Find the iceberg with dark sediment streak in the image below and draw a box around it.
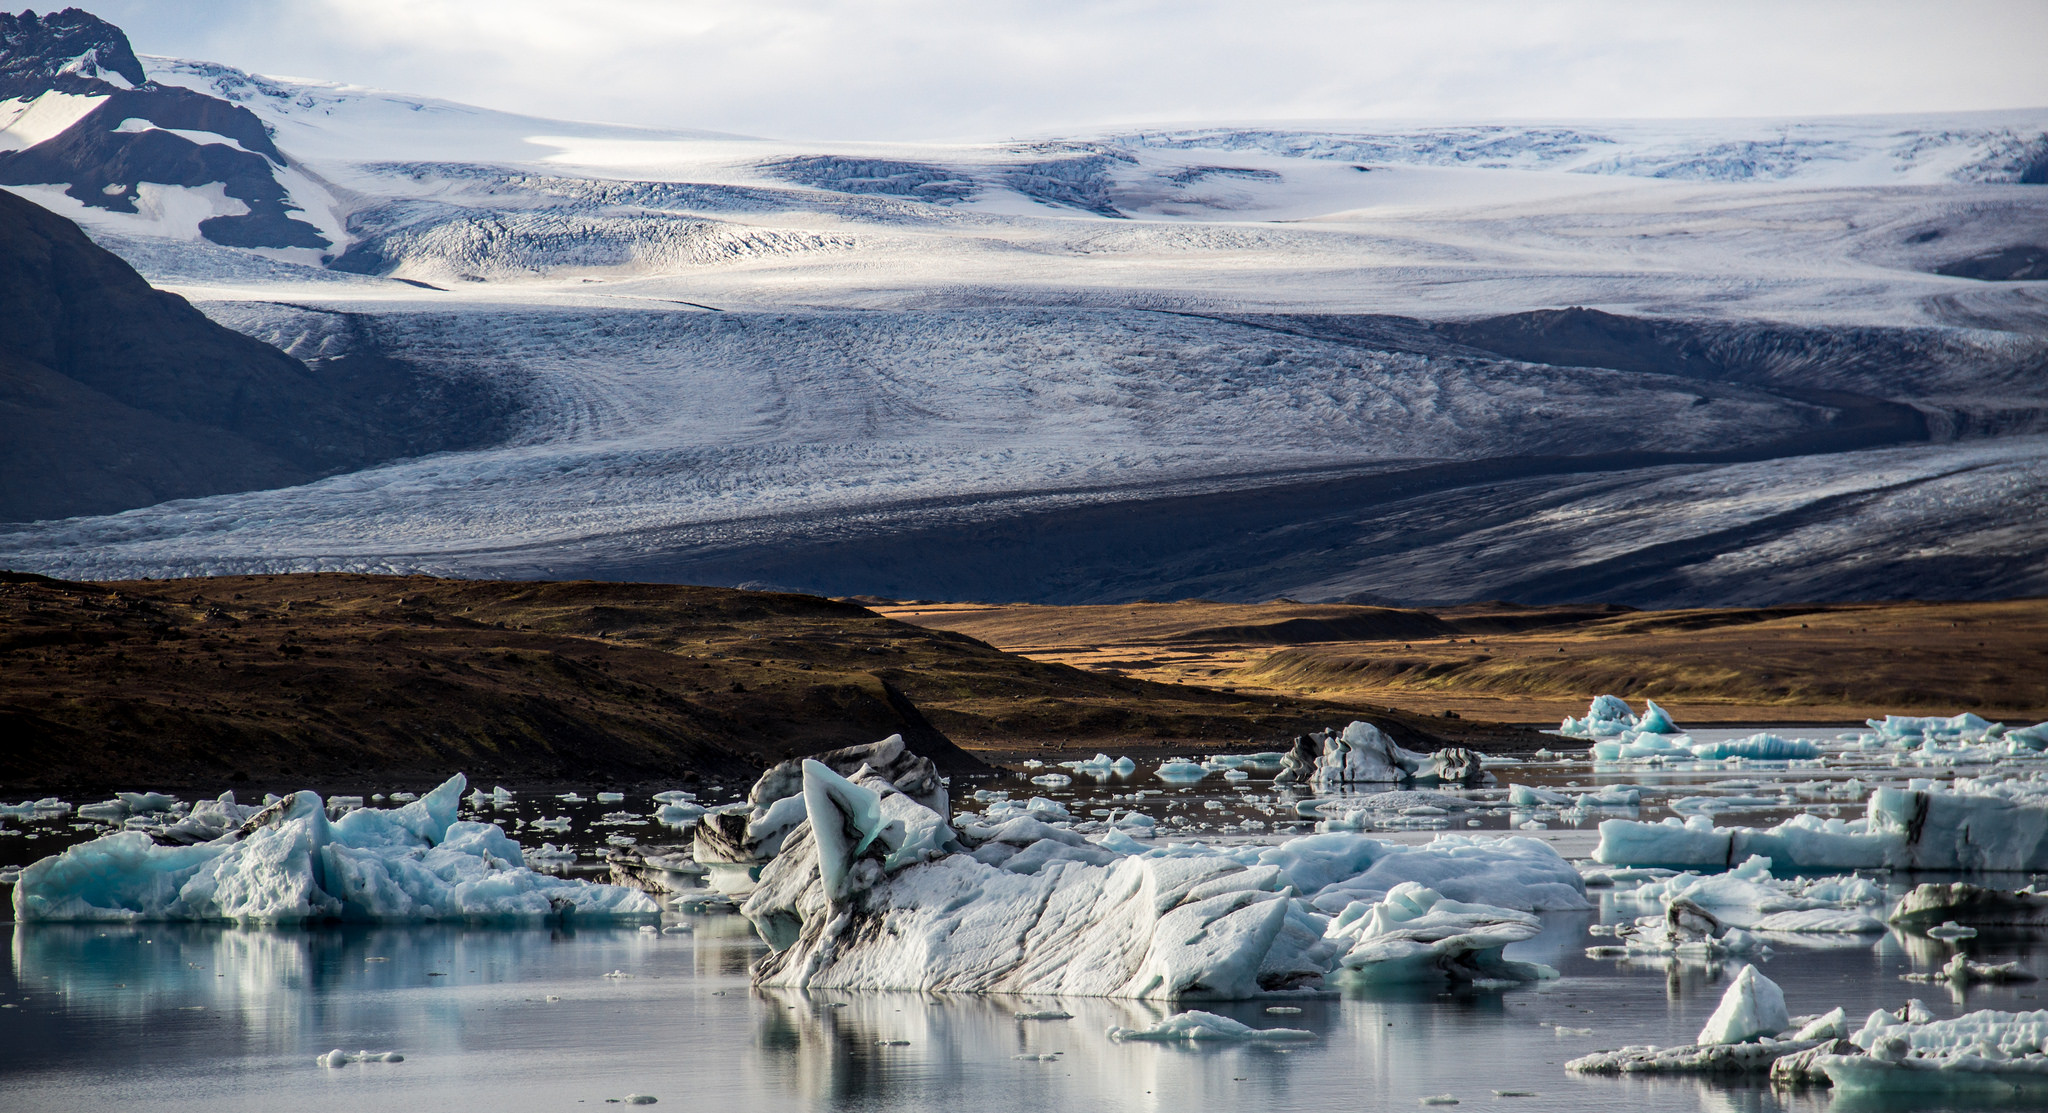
[745,758,1583,999]
[11,774,656,923]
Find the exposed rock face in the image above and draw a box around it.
[0,8,145,97]
[0,188,512,521]
[0,8,328,249]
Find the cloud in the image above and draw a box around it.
[67,0,2048,140]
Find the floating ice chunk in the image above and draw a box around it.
[1699,966,1790,1044]
[596,792,625,802]
[1030,774,1072,787]
[0,798,71,820]
[1635,700,1679,734]
[1508,784,1570,807]
[1595,778,2048,871]
[1326,882,1550,983]
[1106,1010,1316,1042]
[1689,733,1822,761]
[1901,953,2037,985]
[12,774,656,923]
[1269,832,1592,913]
[77,792,179,822]
[1560,695,1639,739]
[655,802,707,828]
[557,793,586,803]
[1866,712,2006,746]
[1889,882,2048,928]
[1610,855,1885,935]
[1155,759,1209,783]
[1819,1002,2048,1093]
[317,1049,403,1066]
[2009,722,2048,751]
[1795,1008,1848,1041]
[1925,920,1979,940]
[1569,1038,1830,1075]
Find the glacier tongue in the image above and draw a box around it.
[11,773,657,923]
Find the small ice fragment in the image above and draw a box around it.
[1925,920,1978,940]
[623,1096,657,1105]
[638,925,657,933]
[1014,1052,1062,1060]
[602,969,631,979]
[597,792,626,802]
[1265,1006,1303,1014]
[1492,1091,1538,1097]
[1107,1010,1315,1042]
[1419,1096,1459,1106]
[876,1039,910,1045]
[1554,1026,1592,1036]
[318,1049,403,1067]
[545,995,561,1002]
[1014,1010,1073,1020]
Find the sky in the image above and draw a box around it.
[69,0,2048,141]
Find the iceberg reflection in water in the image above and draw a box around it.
[4,913,2045,1112]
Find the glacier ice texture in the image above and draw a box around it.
[743,754,1584,1000]
[1594,776,2048,872]
[12,774,657,923]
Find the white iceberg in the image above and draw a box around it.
[1106,1010,1316,1042]
[12,775,657,923]
[1818,1002,2048,1094]
[743,757,1586,1000]
[1698,965,1791,1044]
[1326,882,1551,983]
[1594,777,2048,871]
[1610,855,1886,935]
[1310,722,1488,788]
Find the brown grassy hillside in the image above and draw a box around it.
[874,597,2048,725]
[0,573,1541,793]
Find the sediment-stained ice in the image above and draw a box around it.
[1889,882,2048,928]
[745,755,1584,999]
[11,775,657,923]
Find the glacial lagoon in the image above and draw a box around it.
[4,718,2047,1111]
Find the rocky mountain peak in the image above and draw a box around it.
[0,8,147,98]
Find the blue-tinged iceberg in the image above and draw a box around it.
[1594,776,2048,871]
[12,774,657,923]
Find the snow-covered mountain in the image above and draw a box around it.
[1,9,2044,606]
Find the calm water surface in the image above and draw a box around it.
[4,727,2045,1111]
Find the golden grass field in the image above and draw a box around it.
[873,597,2048,726]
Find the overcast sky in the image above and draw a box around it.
[75,0,2048,141]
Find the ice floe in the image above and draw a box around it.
[11,775,657,923]
[1106,1010,1316,1042]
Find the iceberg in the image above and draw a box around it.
[743,751,1585,1000]
[693,733,945,894]
[1888,882,2048,929]
[11,775,657,923]
[1866,712,2006,746]
[1610,855,1886,935]
[1154,758,1210,783]
[1688,733,1822,761]
[1325,882,1551,983]
[1308,722,1489,788]
[1594,777,2048,871]
[1817,1003,2048,1094]
[1698,965,1790,1044]
[1561,694,1641,739]
[1106,1010,1316,1042]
